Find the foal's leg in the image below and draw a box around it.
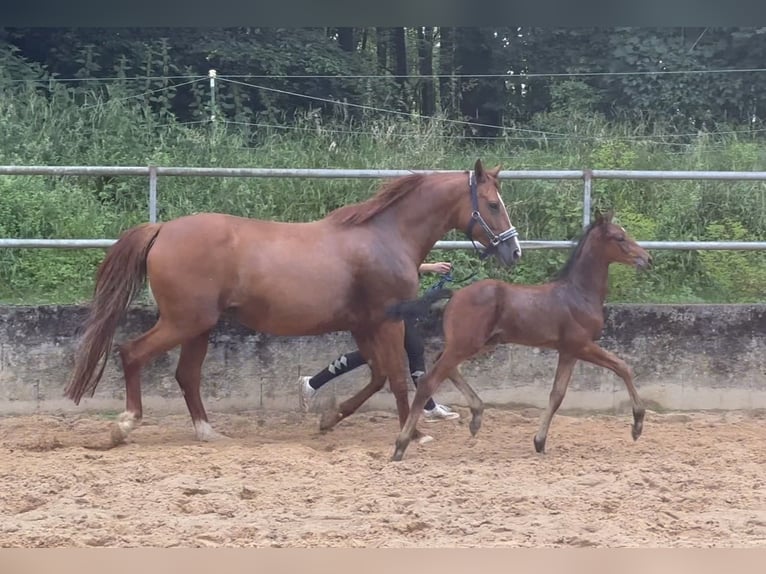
[576,342,645,441]
[391,350,463,461]
[174,329,227,442]
[446,367,484,436]
[533,352,577,454]
[111,318,193,446]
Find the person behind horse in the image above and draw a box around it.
[299,261,460,422]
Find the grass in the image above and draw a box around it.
[2,80,766,305]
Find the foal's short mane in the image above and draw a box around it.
[325,172,437,226]
[551,218,602,281]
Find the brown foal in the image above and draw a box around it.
[386,210,653,461]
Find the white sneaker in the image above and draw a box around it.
[299,376,318,412]
[423,403,460,423]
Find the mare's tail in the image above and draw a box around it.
[63,223,163,404]
[384,288,454,322]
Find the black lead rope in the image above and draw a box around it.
[425,268,480,294]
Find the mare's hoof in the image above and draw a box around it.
[319,411,342,432]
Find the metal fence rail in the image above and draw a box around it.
[2,165,766,251]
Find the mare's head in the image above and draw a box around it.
[460,159,522,267]
[590,210,652,270]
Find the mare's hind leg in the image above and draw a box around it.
[533,352,577,454]
[576,342,645,442]
[446,367,484,437]
[318,333,380,431]
[112,318,204,446]
[175,330,227,442]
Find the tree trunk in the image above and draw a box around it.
[454,27,502,136]
[392,27,409,111]
[337,28,355,52]
[438,27,455,116]
[417,27,435,116]
[376,27,388,71]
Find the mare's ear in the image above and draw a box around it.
[474,158,485,180]
[488,164,501,179]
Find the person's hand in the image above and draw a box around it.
[420,261,452,275]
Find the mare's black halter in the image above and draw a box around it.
[464,170,519,260]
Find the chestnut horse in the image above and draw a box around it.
[385,210,652,461]
[63,159,522,447]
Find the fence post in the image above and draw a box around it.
[209,69,217,122]
[148,165,158,223]
[582,169,593,228]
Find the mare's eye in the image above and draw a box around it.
[488,202,500,212]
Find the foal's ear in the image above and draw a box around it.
[594,209,604,224]
[593,209,614,225]
[474,158,485,180]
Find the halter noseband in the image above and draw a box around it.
[464,170,519,260]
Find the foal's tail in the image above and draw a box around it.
[384,288,454,322]
[63,223,163,405]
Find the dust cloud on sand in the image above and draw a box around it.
[2,407,766,547]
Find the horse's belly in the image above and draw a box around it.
[233,295,351,336]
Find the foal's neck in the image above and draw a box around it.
[565,247,611,306]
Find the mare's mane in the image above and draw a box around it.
[325,172,459,227]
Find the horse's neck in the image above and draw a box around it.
[565,249,610,307]
[386,185,461,264]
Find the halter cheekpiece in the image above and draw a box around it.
[465,170,518,260]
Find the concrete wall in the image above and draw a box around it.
[0,303,765,416]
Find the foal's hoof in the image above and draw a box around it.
[468,413,483,437]
[632,408,645,441]
[533,435,546,454]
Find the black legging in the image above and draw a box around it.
[306,315,436,411]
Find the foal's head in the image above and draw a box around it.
[460,159,522,267]
[591,210,652,270]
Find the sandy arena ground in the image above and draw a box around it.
[1,405,766,548]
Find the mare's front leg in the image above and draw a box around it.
[319,323,409,432]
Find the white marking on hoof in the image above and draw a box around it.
[110,411,138,446]
[193,420,228,442]
[418,434,434,445]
